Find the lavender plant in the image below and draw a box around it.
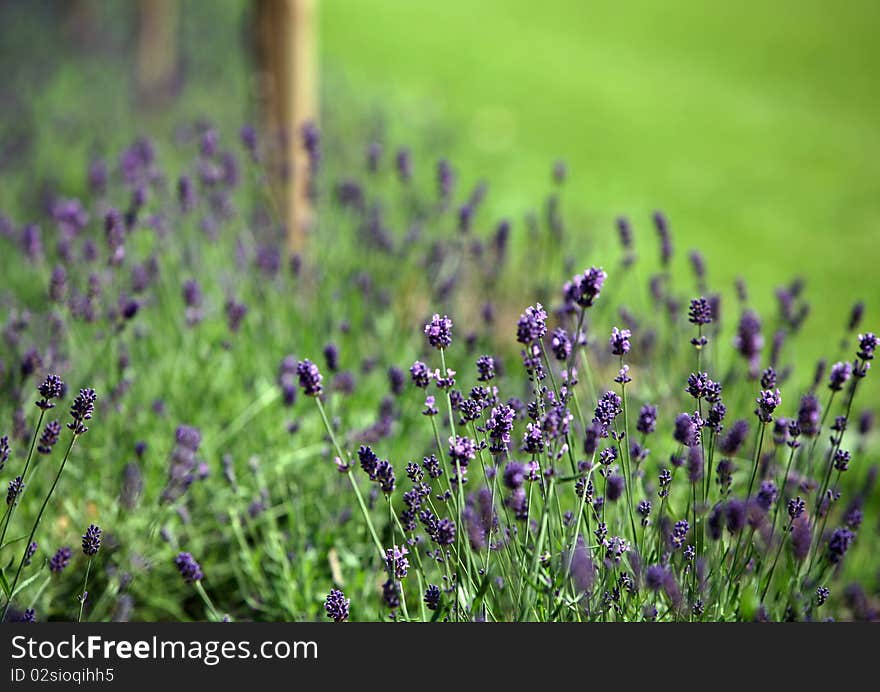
[0,116,876,623]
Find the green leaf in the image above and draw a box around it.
[11,570,43,599]
[0,535,28,553]
[0,569,10,599]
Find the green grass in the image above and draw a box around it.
[321,0,880,363]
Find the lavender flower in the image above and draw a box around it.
[834,449,851,472]
[564,267,607,309]
[382,579,400,609]
[424,314,453,349]
[828,361,852,392]
[395,148,412,183]
[324,589,350,622]
[486,404,515,454]
[671,520,690,549]
[358,446,379,478]
[0,436,8,472]
[725,499,747,533]
[568,536,595,594]
[37,374,64,410]
[23,541,37,566]
[787,497,805,520]
[417,584,439,612]
[719,420,749,455]
[410,361,430,388]
[550,328,572,361]
[434,518,457,546]
[653,211,672,266]
[687,446,704,482]
[645,564,669,591]
[609,327,631,356]
[674,412,701,447]
[448,435,477,469]
[34,420,61,456]
[756,481,777,511]
[49,266,67,303]
[49,547,73,574]
[422,455,442,479]
[6,476,24,506]
[323,343,340,373]
[857,332,877,361]
[476,355,496,381]
[688,297,713,326]
[858,410,874,435]
[68,388,97,435]
[516,304,548,344]
[375,460,396,494]
[816,587,830,606]
[790,516,811,560]
[522,422,545,455]
[384,546,409,579]
[636,404,657,435]
[21,224,43,262]
[797,394,821,437]
[422,395,439,416]
[734,310,764,373]
[296,359,323,396]
[607,475,625,501]
[224,299,247,333]
[16,608,36,623]
[826,527,855,564]
[685,372,716,400]
[754,389,781,423]
[593,391,623,436]
[174,552,204,583]
[81,524,102,556]
[616,216,633,251]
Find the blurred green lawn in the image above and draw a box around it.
[322,0,880,354]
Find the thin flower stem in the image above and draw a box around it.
[314,398,384,560]
[0,409,46,553]
[812,378,858,522]
[2,432,78,622]
[760,520,792,602]
[428,416,457,502]
[618,360,639,555]
[565,451,597,583]
[385,499,411,622]
[729,422,765,580]
[78,558,92,622]
[805,390,836,478]
[438,348,457,439]
[771,444,798,536]
[193,581,222,621]
[439,348,479,609]
[519,478,554,621]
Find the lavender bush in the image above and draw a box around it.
[0,117,876,622]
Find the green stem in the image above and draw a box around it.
[729,422,765,579]
[2,432,78,622]
[78,558,92,622]
[0,409,46,553]
[193,581,222,621]
[314,397,384,560]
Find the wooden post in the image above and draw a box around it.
[255,0,317,254]
[136,0,179,107]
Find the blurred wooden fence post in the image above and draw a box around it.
[136,0,179,107]
[256,0,317,254]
